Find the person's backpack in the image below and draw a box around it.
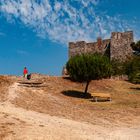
[27,74,31,80]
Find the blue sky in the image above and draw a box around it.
[0,0,140,76]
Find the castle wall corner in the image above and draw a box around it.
[110,31,133,61]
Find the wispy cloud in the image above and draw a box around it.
[0,0,139,45]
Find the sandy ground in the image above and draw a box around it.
[0,75,140,140]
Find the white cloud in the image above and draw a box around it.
[0,1,18,16]
[0,0,139,45]
[54,2,61,12]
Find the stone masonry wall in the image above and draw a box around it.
[110,31,133,61]
[69,31,134,62]
[69,41,86,58]
[69,39,110,58]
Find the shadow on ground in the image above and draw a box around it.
[62,90,92,99]
[18,82,43,85]
[17,82,46,88]
[18,85,46,88]
[130,87,140,90]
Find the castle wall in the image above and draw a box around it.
[86,39,111,54]
[68,31,133,62]
[69,41,86,58]
[110,31,133,61]
[69,39,111,58]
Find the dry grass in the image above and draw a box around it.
[0,75,140,139]
[12,75,140,127]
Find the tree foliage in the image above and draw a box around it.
[131,41,140,55]
[111,59,125,76]
[125,56,140,84]
[66,53,112,94]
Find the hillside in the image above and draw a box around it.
[0,74,140,140]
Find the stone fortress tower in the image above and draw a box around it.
[69,31,134,61]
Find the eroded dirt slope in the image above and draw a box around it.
[0,74,140,140]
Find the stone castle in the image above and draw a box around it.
[69,31,134,61]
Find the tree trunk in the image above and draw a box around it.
[84,81,90,95]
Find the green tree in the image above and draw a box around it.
[125,56,140,84]
[66,53,112,95]
[131,41,140,55]
[111,59,125,76]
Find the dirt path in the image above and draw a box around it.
[0,82,104,139]
[7,82,19,103]
[0,82,140,140]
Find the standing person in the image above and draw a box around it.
[23,67,28,79]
